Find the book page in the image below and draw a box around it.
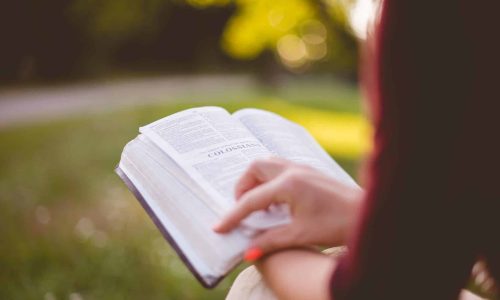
[139,107,291,229]
[233,108,358,186]
[134,134,215,213]
[119,137,250,280]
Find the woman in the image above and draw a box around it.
[214,0,500,299]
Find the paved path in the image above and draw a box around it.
[0,74,256,128]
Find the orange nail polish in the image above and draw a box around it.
[244,247,263,262]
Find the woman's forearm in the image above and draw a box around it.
[256,249,337,300]
[255,250,485,300]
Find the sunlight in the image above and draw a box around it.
[349,0,380,40]
[264,101,372,159]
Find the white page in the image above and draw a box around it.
[136,134,213,207]
[140,107,290,228]
[233,108,358,187]
[120,138,250,277]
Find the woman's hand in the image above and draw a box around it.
[213,158,363,256]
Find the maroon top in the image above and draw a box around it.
[331,1,500,299]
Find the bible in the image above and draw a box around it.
[115,107,357,288]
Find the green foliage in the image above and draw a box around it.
[69,0,166,42]
[68,0,358,74]
[222,0,315,59]
[185,0,232,8]
[187,0,359,73]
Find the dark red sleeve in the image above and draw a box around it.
[330,1,500,299]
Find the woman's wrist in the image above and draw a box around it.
[327,186,363,246]
[255,249,337,300]
[341,189,363,243]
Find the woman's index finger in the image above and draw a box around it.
[234,158,289,199]
[215,179,284,233]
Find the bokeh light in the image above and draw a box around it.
[277,34,308,68]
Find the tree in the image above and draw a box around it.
[186,0,359,77]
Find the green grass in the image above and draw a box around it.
[0,80,365,299]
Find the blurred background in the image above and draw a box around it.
[0,0,377,299]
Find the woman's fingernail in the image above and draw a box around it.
[212,223,221,231]
[244,247,263,262]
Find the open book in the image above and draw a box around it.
[115,107,357,288]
